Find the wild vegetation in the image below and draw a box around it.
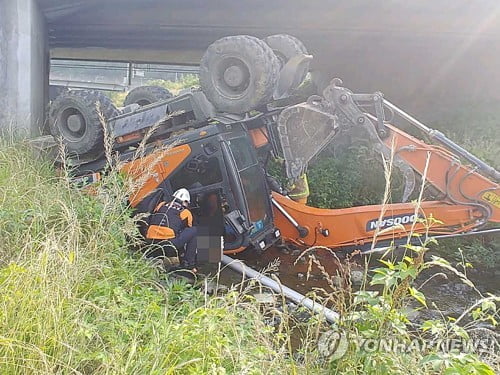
[0,140,315,373]
[1,123,497,373]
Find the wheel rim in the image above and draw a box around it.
[58,107,88,142]
[213,56,251,99]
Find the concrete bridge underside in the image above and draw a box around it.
[1,0,500,133]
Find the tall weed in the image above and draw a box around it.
[0,139,317,374]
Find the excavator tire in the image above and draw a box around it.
[49,85,67,102]
[49,89,119,156]
[264,34,309,89]
[200,35,280,114]
[123,85,173,106]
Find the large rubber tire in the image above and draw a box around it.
[123,85,173,106]
[264,34,309,90]
[200,35,280,114]
[49,85,67,102]
[49,90,119,156]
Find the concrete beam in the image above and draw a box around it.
[0,0,48,135]
[51,48,202,65]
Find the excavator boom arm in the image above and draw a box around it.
[382,123,499,223]
[272,80,499,250]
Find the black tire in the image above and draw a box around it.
[200,35,280,114]
[264,34,310,89]
[49,85,68,102]
[123,86,173,106]
[49,90,119,156]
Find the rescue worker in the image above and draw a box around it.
[288,173,310,204]
[146,188,198,273]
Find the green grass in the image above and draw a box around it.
[428,101,500,170]
[306,143,406,209]
[0,141,318,374]
[0,138,497,374]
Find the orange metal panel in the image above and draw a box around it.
[272,192,482,249]
[249,127,269,148]
[121,144,191,207]
[383,124,500,222]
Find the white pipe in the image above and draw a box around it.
[272,197,299,227]
[222,255,339,323]
[383,99,432,133]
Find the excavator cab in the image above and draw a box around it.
[80,121,281,256]
[163,125,278,252]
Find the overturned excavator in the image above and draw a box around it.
[48,34,500,258]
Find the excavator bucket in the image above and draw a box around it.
[277,79,416,201]
[276,96,338,180]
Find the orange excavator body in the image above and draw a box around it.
[273,194,485,249]
[272,118,499,250]
[384,124,499,222]
[62,35,498,257]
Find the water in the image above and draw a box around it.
[214,246,499,322]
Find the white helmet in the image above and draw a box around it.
[173,188,190,204]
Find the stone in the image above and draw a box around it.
[298,257,307,264]
[203,280,228,295]
[332,275,343,288]
[280,247,291,255]
[263,315,281,327]
[253,293,276,304]
[350,270,365,285]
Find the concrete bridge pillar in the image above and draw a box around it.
[0,0,48,135]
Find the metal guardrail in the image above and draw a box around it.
[49,79,128,92]
[50,60,199,91]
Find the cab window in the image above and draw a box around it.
[228,137,256,171]
[170,156,223,190]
